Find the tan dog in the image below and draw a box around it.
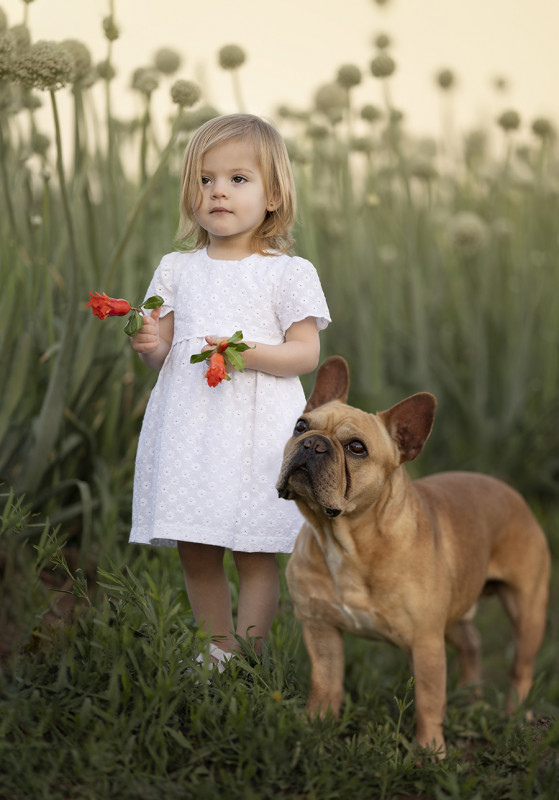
[277,356,550,756]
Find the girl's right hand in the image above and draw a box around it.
[130,306,162,353]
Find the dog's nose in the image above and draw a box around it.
[303,434,331,454]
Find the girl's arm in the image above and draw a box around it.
[206,317,320,378]
[130,307,175,370]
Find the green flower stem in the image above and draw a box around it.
[0,121,21,244]
[18,90,80,494]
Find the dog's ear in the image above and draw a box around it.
[378,393,437,463]
[304,356,350,412]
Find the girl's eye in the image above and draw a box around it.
[201,176,211,185]
[232,175,247,184]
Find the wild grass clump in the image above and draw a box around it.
[1,2,559,796]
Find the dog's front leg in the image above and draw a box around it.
[409,636,448,757]
[302,622,345,718]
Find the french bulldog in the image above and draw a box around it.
[277,356,550,756]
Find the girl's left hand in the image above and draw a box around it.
[202,335,230,352]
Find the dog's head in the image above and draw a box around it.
[276,356,437,519]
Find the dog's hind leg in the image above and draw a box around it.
[496,576,549,713]
[445,616,482,690]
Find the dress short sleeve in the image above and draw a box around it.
[143,253,178,318]
[276,257,331,333]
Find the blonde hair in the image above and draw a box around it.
[176,114,296,255]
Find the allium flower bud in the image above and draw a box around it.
[0,30,15,80]
[464,129,487,165]
[532,117,555,140]
[436,68,455,90]
[374,33,391,50]
[350,136,374,154]
[361,104,382,123]
[96,59,116,81]
[218,44,246,70]
[306,122,329,140]
[370,52,396,79]
[61,39,92,84]
[102,16,119,42]
[21,89,41,110]
[131,66,159,96]
[14,40,73,91]
[493,75,509,93]
[373,0,391,5]
[170,79,201,108]
[315,82,346,115]
[154,47,181,75]
[497,109,521,132]
[176,104,219,132]
[449,212,489,259]
[336,63,362,89]
[284,138,308,164]
[411,159,438,181]
[31,130,50,156]
[11,24,31,54]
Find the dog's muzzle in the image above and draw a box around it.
[277,434,342,517]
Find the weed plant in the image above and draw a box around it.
[1,1,558,797]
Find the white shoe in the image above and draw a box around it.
[195,643,233,674]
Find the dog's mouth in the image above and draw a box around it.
[277,464,342,518]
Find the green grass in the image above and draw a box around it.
[1,513,558,799]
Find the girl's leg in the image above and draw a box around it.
[177,541,236,651]
[233,551,280,653]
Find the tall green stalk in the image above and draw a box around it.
[17,90,80,494]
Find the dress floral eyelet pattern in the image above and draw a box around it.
[129,248,331,553]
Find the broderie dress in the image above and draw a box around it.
[129,248,331,552]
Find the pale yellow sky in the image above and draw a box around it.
[3,0,558,140]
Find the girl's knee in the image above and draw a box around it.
[178,542,225,575]
[233,550,278,576]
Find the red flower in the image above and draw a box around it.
[87,292,132,320]
[205,352,228,387]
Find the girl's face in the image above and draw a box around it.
[194,137,273,258]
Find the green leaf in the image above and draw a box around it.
[142,295,164,309]
[190,351,211,364]
[227,330,244,343]
[231,342,253,353]
[225,348,247,372]
[123,310,143,337]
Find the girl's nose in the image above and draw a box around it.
[211,180,228,199]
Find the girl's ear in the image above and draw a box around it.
[267,193,282,212]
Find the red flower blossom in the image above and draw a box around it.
[87,291,132,320]
[205,352,228,387]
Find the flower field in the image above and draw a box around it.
[1,1,558,797]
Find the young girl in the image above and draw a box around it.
[129,114,330,667]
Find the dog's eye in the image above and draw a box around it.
[346,440,367,456]
[294,418,308,435]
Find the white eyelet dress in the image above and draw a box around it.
[129,248,331,553]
